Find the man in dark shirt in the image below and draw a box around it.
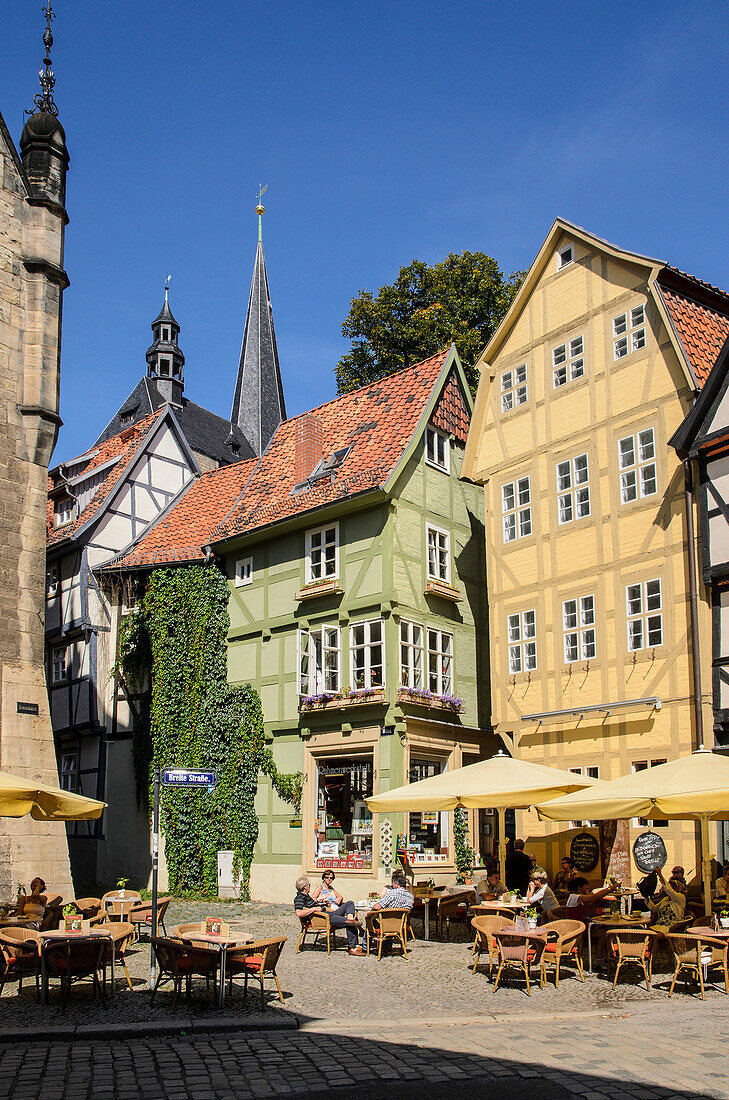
[294,876,364,955]
[505,838,533,894]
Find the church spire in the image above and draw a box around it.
[230,195,286,456]
[146,279,185,407]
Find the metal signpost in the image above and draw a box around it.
[149,766,217,988]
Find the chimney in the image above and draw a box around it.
[295,414,324,483]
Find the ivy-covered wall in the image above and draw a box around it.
[116,563,299,898]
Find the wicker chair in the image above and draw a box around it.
[109,922,136,992]
[540,919,585,987]
[101,890,141,922]
[470,914,514,975]
[437,890,475,939]
[171,921,207,943]
[691,914,713,928]
[129,897,170,941]
[70,898,102,920]
[544,906,570,922]
[607,928,658,990]
[42,936,111,1012]
[365,908,410,960]
[697,935,729,996]
[295,910,339,954]
[665,933,708,999]
[150,937,197,1010]
[226,937,287,1009]
[0,928,41,998]
[492,930,545,996]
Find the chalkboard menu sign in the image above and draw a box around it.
[570,831,600,873]
[632,831,667,874]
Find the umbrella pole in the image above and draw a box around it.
[497,807,507,880]
[700,813,713,916]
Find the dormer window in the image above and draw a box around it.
[557,243,574,270]
[425,425,450,472]
[54,497,75,528]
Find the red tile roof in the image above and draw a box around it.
[107,459,257,569]
[209,348,452,543]
[658,267,729,387]
[47,410,165,546]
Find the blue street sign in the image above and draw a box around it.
[162,768,216,788]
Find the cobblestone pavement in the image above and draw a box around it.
[1,902,728,1098]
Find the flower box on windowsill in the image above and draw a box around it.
[424,579,462,602]
[300,690,386,712]
[397,688,464,714]
[296,578,343,601]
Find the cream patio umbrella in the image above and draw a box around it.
[538,747,729,912]
[0,770,105,821]
[366,750,600,877]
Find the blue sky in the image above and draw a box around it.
[3,1,729,462]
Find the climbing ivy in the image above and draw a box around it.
[115,563,302,899]
[454,807,476,882]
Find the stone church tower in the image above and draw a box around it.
[0,5,72,892]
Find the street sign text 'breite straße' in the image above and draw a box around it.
[162,769,216,788]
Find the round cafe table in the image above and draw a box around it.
[179,931,254,1009]
[587,914,649,972]
[39,925,128,1004]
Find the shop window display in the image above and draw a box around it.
[407,756,450,864]
[315,755,373,870]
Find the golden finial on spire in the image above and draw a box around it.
[256,184,268,242]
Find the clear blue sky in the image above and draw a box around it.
[3,1,728,462]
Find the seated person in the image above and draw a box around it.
[476,870,506,901]
[525,871,558,917]
[647,869,687,932]
[527,853,547,876]
[293,875,364,956]
[553,857,579,902]
[565,877,613,922]
[369,869,414,912]
[311,871,343,909]
[714,864,729,899]
[12,877,47,922]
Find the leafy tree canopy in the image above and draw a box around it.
[335,251,524,396]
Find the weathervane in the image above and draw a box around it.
[31,1,58,116]
[164,274,172,303]
[256,184,268,242]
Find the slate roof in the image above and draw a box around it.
[104,459,258,570]
[94,377,254,465]
[656,267,729,388]
[47,410,165,547]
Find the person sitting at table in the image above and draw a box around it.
[311,870,344,909]
[554,857,580,903]
[476,870,506,901]
[505,839,532,895]
[714,864,729,899]
[12,877,47,922]
[647,869,686,933]
[293,875,364,956]
[361,870,414,951]
[525,871,558,918]
[565,877,613,922]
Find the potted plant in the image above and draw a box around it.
[525,905,539,930]
[116,876,129,899]
[720,908,729,929]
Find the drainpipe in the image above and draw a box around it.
[683,458,705,749]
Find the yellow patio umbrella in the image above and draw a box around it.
[366,750,600,877]
[0,770,105,821]
[538,747,729,912]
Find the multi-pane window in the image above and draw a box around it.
[60,753,79,793]
[299,625,340,694]
[557,453,590,523]
[426,525,450,583]
[427,629,453,695]
[501,365,528,413]
[306,523,338,582]
[350,619,384,690]
[46,564,58,598]
[557,244,574,270]
[613,305,646,359]
[569,765,600,826]
[632,760,668,826]
[51,646,67,685]
[235,557,253,587]
[553,336,585,388]
[502,477,532,542]
[54,497,75,528]
[400,619,424,690]
[425,425,450,472]
[626,579,663,651]
[618,428,657,503]
[507,610,537,674]
[563,595,596,663]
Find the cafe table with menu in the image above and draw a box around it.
[586,913,650,972]
[179,919,254,1009]
[38,925,126,1004]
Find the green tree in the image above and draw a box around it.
[335,252,524,396]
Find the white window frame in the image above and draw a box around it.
[569,765,600,826]
[626,579,663,652]
[426,524,451,583]
[235,556,253,587]
[557,243,574,270]
[350,619,385,690]
[46,564,58,598]
[562,595,596,663]
[613,304,646,360]
[553,335,585,388]
[507,610,537,674]
[502,476,532,543]
[400,619,424,690]
[425,425,450,473]
[60,753,79,794]
[54,497,75,528]
[51,645,67,685]
[305,522,339,583]
[500,364,528,413]
[427,628,454,696]
[298,624,341,695]
[556,453,590,524]
[631,760,668,826]
[618,427,657,504]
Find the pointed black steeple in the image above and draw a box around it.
[20,2,69,210]
[146,282,185,407]
[230,198,286,456]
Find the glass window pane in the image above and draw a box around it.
[508,614,521,642]
[627,584,642,616]
[516,365,527,384]
[628,619,643,651]
[621,470,637,502]
[631,305,645,327]
[632,329,646,351]
[574,454,589,483]
[619,437,635,468]
[554,366,567,387]
[638,429,655,461]
[524,642,537,670]
[502,483,515,512]
[613,314,627,335]
[553,345,566,365]
[523,610,536,638]
[576,487,590,516]
[519,509,532,536]
[509,646,522,674]
[581,595,595,625]
[559,495,573,523]
[647,615,663,647]
[564,633,578,662]
[563,600,577,629]
[517,478,531,505]
[571,357,584,379]
[640,464,657,496]
[557,461,571,491]
[570,337,583,357]
[645,580,661,610]
[582,629,596,659]
[503,514,516,542]
[615,337,628,358]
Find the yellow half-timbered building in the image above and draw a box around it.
[462,219,729,878]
